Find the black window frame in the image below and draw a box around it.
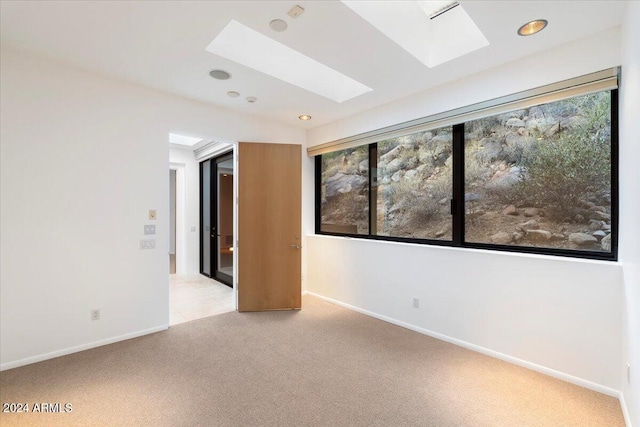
[315,89,619,261]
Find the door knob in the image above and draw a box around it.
[290,244,301,249]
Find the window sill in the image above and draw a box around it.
[309,233,622,267]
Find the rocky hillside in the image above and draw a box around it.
[321,92,612,252]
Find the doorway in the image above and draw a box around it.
[200,152,234,287]
[169,169,177,274]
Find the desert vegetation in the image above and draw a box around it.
[320,91,613,253]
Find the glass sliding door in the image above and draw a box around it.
[200,152,234,287]
[200,160,212,276]
[215,156,234,284]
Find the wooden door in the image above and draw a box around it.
[238,142,301,311]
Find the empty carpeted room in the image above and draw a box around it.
[1,1,639,426]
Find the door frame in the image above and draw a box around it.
[199,150,235,287]
[169,162,186,274]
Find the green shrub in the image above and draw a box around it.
[517,92,611,219]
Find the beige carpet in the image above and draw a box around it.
[0,295,624,427]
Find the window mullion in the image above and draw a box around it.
[452,123,465,246]
[369,143,378,236]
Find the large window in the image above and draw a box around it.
[374,128,453,240]
[319,145,369,235]
[315,87,617,260]
[464,92,613,253]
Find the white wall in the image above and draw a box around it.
[169,169,176,254]
[169,147,201,275]
[0,48,305,369]
[620,1,640,425]
[305,26,625,394]
[307,27,622,145]
[307,237,622,391]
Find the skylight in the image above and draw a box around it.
[169,133,204,147]
[206,20,372,103]
[342,1,489,68]
[419,1,458,19]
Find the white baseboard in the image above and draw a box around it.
[306,291,620,398]
[620,392,633,427]
[0,325,169,371]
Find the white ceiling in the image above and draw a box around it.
[0,1,626,130]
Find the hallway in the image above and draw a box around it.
[170,274,234,325]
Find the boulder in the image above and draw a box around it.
[526,229,552,242]
[601,234,612,252]
[359,159,368,174]
[589,211,611,221]
[524,208,539,217]
[561,116,588,130]
[569,233,598,247]
[465,193,482,202]
[592,230,607,241]
[476,137,504,163]
[487,167,520,190]
[404,169,418,181]
[490,232,513,244]
[383,158,405,175]
[506,118,525,128]
[503,205,518,216]
[325,172,367,198]
[528,106,545,120]
[518,219,540,231]
[380,145,404,163]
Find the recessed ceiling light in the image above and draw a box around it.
[270,19,288,32]
[227,91,240,98]
[298,115,312,121]
[209,69,231,80]
[517,19,548,36]
[246,96,257,103]
[206,20,371,103]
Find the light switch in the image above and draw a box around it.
[144,224,156,235]
[149,209,157,220]
[140,239,156,250]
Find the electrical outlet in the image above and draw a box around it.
[144,224,156,235]
[91,309,100,321]
[140,239,156,250]
[412,298,420,309]
[627,363,631,384]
